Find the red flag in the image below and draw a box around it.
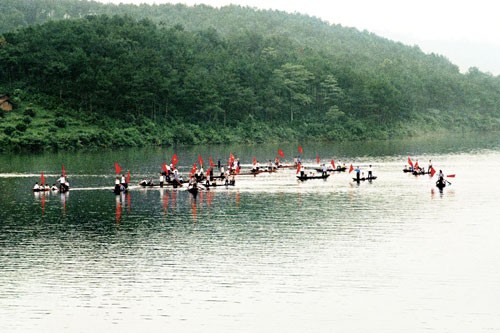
[414,160,419,169]
[206,168,211,178]
[447,174,456,178]
[114,162,122,175]
[407,156,413,168]
[229,153,235,164]
[198,154,204,167]
[316,154,320,164]
[236,165,240,174]
[171,154,179,166]
[278,148,285,158]
[190,163,197,175]
[349,164,354,173]
[126,170,131,183]
[252,157,257,165]
[296,162,301,174]
[40,172,45,186]
[298,146,304,154]
[331,159,335,169]
[162,163,168,173]
[61,164,67,177]
[209,157,215,168]
[430,166,436,177]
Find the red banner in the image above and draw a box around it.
[114,162,122,175]
[331,159,335,169]
[172,154,179,166]
[298,146,304,154]
[190,163,197,175]
[278,149,285,158]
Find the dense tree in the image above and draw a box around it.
[0,1,499,151]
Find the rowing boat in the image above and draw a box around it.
[297,174,330,181]
[314,167,347,173]
[352,176,377,182]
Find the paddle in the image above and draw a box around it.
[446,174,455,185]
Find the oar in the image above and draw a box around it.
[446,174,455,185]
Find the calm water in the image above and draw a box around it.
[1,134,500,332]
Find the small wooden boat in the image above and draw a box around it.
[32,188,50,192]
[277,164,297,169]
[352,176,378,182]
[435,179,446,190]
[297,174,330,181]
[201,181,236,189]
[412,170,430,176]
[314,167,347,173]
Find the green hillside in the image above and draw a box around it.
[0,0,499,152]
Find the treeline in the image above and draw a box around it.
[0,1,499,151]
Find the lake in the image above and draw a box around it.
[1,134,500,332]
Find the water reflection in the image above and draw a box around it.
[2,138,500,333]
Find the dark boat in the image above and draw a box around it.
[297,174,330,181]
[352,176,378,182]
[314,167,347,173]
[202,181,236,188]
[32,188,50,192]
[277,164,297,169]
[435,179,446,190]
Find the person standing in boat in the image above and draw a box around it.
[57,174,68,191]
[114,176,121,193]
[355,166,361,181]
[159,173,165,188]
[120,174,127,189]
[220,166,225,179]
[321,164,327,177]
[300,164,305,177]
[427,160,433,173]
[367,165,373,179]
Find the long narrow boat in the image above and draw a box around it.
[354,176,377,181]
[314,167,347,173]
[32,188,50,192]
[201,182,236,189]
[297,174,330,181]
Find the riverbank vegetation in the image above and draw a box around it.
[1,1,499,152]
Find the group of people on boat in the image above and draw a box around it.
[353,165,377,182]
[403,159,434,175]
[114,174,129,194]
[33,174,69,192]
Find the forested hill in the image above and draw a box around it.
[0,0,499,152]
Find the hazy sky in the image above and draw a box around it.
[100,0,500,75]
